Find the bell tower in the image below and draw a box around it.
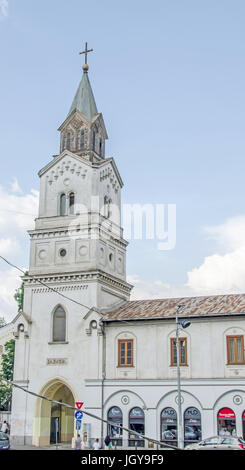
[27,43,132,307]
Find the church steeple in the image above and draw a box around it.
[67,68,98,121]
[58,43,108,162]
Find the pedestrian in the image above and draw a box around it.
[1,421,7,433]
[92,438,100,450]
[75,433,82,450]
[80,439,87,450]
[104,435,111,450]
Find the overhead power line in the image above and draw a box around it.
[0,375,180,451]
[0,255,133,326]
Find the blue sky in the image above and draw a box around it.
[1,0,245,320]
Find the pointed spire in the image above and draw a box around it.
[67,42,98,121]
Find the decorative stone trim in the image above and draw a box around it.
[23,271,132,294]
[32,285,88,293]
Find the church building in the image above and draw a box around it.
[3,48,245,448]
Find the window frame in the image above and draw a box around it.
[226,335,245,365]
[52,305,67,343]
[118,339,134,367]
[69,192,75,215]
[60,193,66,216]
[170,337,188,366]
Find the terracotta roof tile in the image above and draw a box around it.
[102,294,245,322]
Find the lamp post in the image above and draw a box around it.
[176,305,191,449]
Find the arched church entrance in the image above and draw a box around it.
[33,379,75,447]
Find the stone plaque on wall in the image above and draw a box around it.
[46,358,68,365]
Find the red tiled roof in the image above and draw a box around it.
[102,294,245,321]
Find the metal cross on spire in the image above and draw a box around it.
[79,42,93,66]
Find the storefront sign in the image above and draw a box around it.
[218,408,235,419]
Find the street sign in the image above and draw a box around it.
[75,411,83,420]
[76,420,81,431]
[76,402,84,409]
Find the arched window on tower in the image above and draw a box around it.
[62,134,66,152]
[66,132,71,150]
[99,138,102,157]
[80,130,85,150]
[75,131,79,150]
[92,130,96,151]
[52,306,66,342]
[60,193,66,216]
[69,192,75,215]
[104,196,109,218]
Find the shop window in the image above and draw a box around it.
[184,407,202,445]
[217,408,236,436]
[227,336,245,364]
[171,337,187,366]
[128,407,145,447]
[118,339,133,367]
[160,408,177,447]
[53,306,66,342]
[107,407,123,447]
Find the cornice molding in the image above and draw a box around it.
[22,270,133,294]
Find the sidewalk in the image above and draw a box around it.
[10,444,73,451]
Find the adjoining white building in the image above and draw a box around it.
[4,53,245,448]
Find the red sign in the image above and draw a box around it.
[218,408,235,419]
[76,402,84,410]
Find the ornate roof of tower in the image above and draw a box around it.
[67,68,98,121]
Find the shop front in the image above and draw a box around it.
[217,408,236,436]
[160,407,177,447]
[107,407,123,447]
[184,407,202,446]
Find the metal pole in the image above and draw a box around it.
[101,372,105,448]
[176,311,184,449]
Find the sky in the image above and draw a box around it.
[1,0,245,321]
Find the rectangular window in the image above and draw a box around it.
[118,340,133,367]
[227,336,245,364]
[171,338,187,366]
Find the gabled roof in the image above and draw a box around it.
[67,72,98,121]
[93,157,124,188]
[102,293,245,322]
[38,150,91,177]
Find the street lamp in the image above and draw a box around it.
[176,304,191,449]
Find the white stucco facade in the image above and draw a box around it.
[6,63,245,448]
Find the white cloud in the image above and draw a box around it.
[127,274,193,300]
[186,216,245,294]
[0,238,19,257]
[128,215,245,300]
[0,0,8,18]
[0,268,21,322]
[0,183,39,234]
[0,180,39,321]
[10,177,22,195]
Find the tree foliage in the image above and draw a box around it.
[0,340,15,411]
[0,317,6,328]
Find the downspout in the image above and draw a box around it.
[100,320,106,448]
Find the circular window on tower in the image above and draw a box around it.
[59,249,67,258]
